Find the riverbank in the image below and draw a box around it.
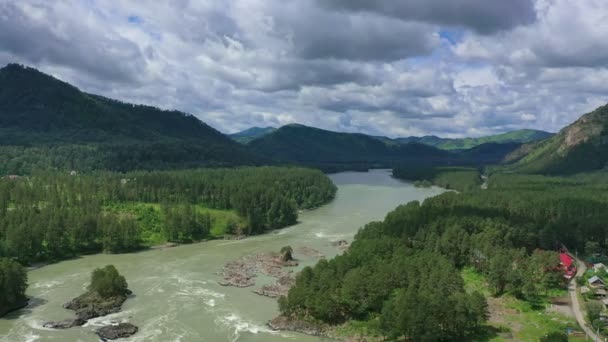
[0,170,445,342]
[0,299,29,317]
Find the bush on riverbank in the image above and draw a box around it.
[0,258,28,317]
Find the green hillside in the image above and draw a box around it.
[229,126,276,144]
[507,104,608,174]
[0,64,263,173]
[394,129,553,150]
[248,124,453,171]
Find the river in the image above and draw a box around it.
[0,170,444,342]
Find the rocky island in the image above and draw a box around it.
[44,265,139,340]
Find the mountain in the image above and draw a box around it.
[506,104,608,174]
[0,64,262,173]
[457,142,523,164]
[393,129,553,150]
[229,126,276,144]
[249,124,453,171]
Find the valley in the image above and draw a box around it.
[0,170,445,342]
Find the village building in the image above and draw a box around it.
[588,275,606,288]
[594,263,607,272]
[559,253,576,279]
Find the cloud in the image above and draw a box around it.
[0,0,605,139]
[0,1,147,83]
[319,0,537,34]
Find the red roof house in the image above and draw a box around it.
[560,253,573,268]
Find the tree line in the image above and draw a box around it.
[0,167,336,265]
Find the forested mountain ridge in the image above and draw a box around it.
[393,129,553,150]
[0,64,263,173]
[248,123,453,171]
[506,104,608,174]
[229,126,276,144]
[248,124,532,171]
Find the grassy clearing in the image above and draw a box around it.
[462,268,586,341]
[104,202,246,244]
[332,317,383,341]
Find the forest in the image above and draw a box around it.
[280,170,608,340]
[393,166,482,192]
[0,167,336,265]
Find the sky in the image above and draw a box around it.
[1,0,607,138]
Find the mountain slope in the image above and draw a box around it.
[507,104,608,174]
[0,64,262,173]
[394,129,553,150]
[249,124,452,171]
[229,126,276,144]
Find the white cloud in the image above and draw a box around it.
[0,0,605,138]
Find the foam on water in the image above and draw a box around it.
[217,313,280,342]
[313,231,345,240]
[24,317,55,331]
[83,309,134,327]
[31,279,63,289]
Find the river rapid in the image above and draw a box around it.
[0,170,444,342]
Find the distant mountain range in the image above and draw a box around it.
[390,129,553,150]
[2,63,604,175]
[247,124,453,171]
[231,125,553,151]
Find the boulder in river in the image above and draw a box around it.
[43,318,85,329]
[331,239,350,251]
[253,276,295,298]
[96,323,139,341]
[219,248,299,287]
[268,315,325,336]
[63,291,129,320]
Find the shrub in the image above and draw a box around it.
[88,265,128,298]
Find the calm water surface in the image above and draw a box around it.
[0,170,444,342]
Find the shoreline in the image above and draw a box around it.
[0,298,29,318]
[23,213,313,274]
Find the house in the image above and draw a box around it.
[596,288,607,298]
[588,275,606,288]
[560,253,573,268]
[581,286,590,294]
[595,263,607,272]
[560,253,576,279]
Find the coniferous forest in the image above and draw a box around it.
[279,171,608,340]
[0,167,336,265]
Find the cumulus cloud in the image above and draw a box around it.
[0,0,605,138]
[319,0,537,34]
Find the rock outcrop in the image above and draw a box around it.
[268,315,325,336]
[44,289,138,338]
[96,323,139,341]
